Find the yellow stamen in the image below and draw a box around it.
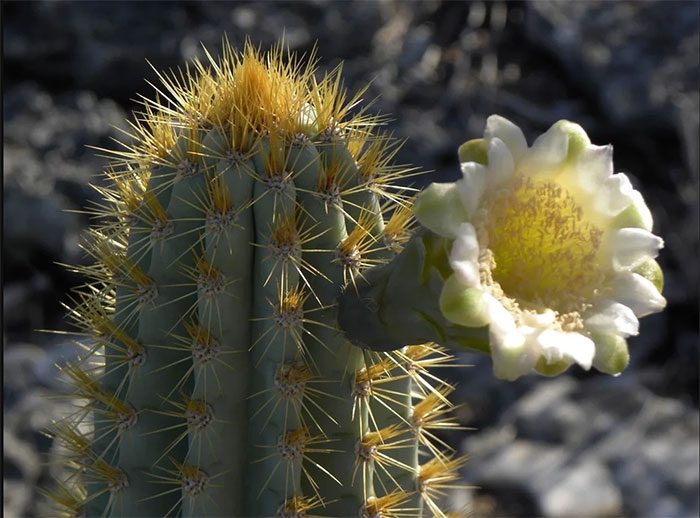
[483,174,604,314]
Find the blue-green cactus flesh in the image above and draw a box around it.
[50,41,465,518]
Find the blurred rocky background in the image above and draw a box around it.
[3,1,698,516]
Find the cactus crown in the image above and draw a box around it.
[48,38,465,517]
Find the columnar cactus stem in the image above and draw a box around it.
[115,136,204,517]
[50,40,470,518]
[246,136,305,514]
[184,130,256,516]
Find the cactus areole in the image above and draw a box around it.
[51,38,665,517]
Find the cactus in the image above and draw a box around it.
[49,40,467,517]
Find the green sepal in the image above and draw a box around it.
[337,230,489,354]
[421,231,452,282]
[612,196,654,232]
[591,333,630,376]
[552,120,591,163]
[534,357,572,377]
[633,257,664,293]
[458,138,488,165]
[413,182,468,239]
[439,274,488,327]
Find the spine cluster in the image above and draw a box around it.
[49,40,465,517]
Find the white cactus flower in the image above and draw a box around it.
[415,116,666,380]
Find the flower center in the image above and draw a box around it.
[481,174,605,316]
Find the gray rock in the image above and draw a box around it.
[2,188,79,264]
[3,429,41,483]
[3,84,128,341]
[1,338,87,518]
[525,0,700,130]
[3,1,384,97]
[3,83,128,269]
[511,377,588,445]
[4,389,67,449]
[4,478,32,518]
[31,340,88,393]
[541,458,622,517]
[464,438,622,516]
[3,83,127,198]
[583,377,700,517]
[462,375,699,517]
[3,343,47,409]
[447,352,539,430]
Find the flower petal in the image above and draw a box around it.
[610,227,664,271]
[536,329,595,370]
[593,172,635,218]
[585,300,639,337]
[572,144,613,195]
[612,272,667,317]
[485,115,527,162]
[449,223,481,288]
[486,137,515,189]
[521,309,557,329]
[482,294,537,380]
[413,182,468,238]
[520,122,569,176]
[482,294,517,335]
[629,189,654,232]
[612,188,655,231]
[456,162,487,216]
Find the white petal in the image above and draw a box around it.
[610,228,664,271]
[492,338,537,381]
[486,137,515,189]
[449,223,481,288]
[485,115,528,162]
[585,300,639,337]
[482,294,537,380]
[573,144,613,194]
[413,182,468,238]
[456,162,487,216]
[612,272,667,317]
[536,330,595,370]
[629,189,654,232]
[451,223,480,262]
[520,122,569,176]
[520,309,557,329]
[450,260,480,288]
[482,293,517,335]
[594,172,635,218]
